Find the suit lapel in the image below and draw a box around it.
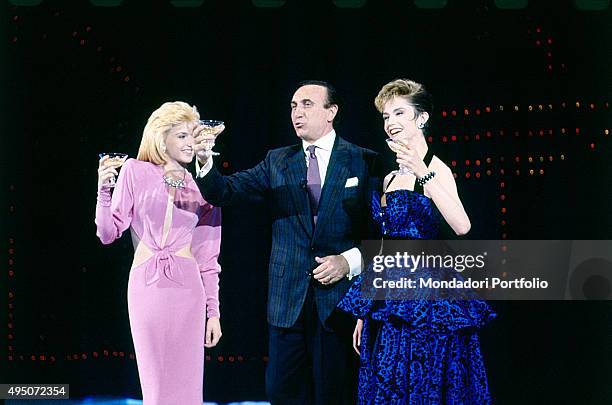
[283,145,314,238]
[313,137,351,240]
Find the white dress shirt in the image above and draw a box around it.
[196,129,363,279]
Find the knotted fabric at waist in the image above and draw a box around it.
[132,242,194,286]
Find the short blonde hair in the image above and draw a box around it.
[374,79,433,115]
[137,101,200,164]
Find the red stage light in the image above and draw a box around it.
[451,135,457,141]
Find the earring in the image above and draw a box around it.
[417,122,425,129]
[161,144,167,152]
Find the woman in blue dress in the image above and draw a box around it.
[338,79,495,404]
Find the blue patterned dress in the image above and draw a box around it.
[338,166,496,404]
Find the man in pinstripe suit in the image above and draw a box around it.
[194,81,380,404]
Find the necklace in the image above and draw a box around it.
[162,168,187,189]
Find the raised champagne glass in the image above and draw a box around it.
[98,152,128,187]
[385,138,412,176]
[198,119,224,156]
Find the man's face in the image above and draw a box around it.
[290,85,336,142]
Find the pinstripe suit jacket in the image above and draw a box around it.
[196,136,380,327]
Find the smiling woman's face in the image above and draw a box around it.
[164,121,196,165]
[381,96,423,142]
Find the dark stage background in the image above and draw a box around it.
[2,0,612,403]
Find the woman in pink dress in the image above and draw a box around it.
[95,101,223,404]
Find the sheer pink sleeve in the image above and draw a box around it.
[192,201,222,318]
[95,158,135,245]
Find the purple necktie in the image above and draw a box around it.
[306,145,321,223]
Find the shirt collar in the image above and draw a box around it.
[302,129,336,154]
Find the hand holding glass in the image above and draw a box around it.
[386,138,412,176]
[197,120,225,157]
[98,152,128,187]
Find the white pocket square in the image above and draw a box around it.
[345,177,359,188]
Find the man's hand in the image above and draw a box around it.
[204,317,222,348]
[312,255,349,285]
[193,122,225,165]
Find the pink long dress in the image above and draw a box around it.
[95,158,221,405]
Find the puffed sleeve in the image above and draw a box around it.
[95,158,135,245]
[191,200,222,319]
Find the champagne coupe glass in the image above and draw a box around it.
[385,138,412,176]
[198,119,224,156]
[98,152,128,187]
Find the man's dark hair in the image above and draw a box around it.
[296,80,340,109]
